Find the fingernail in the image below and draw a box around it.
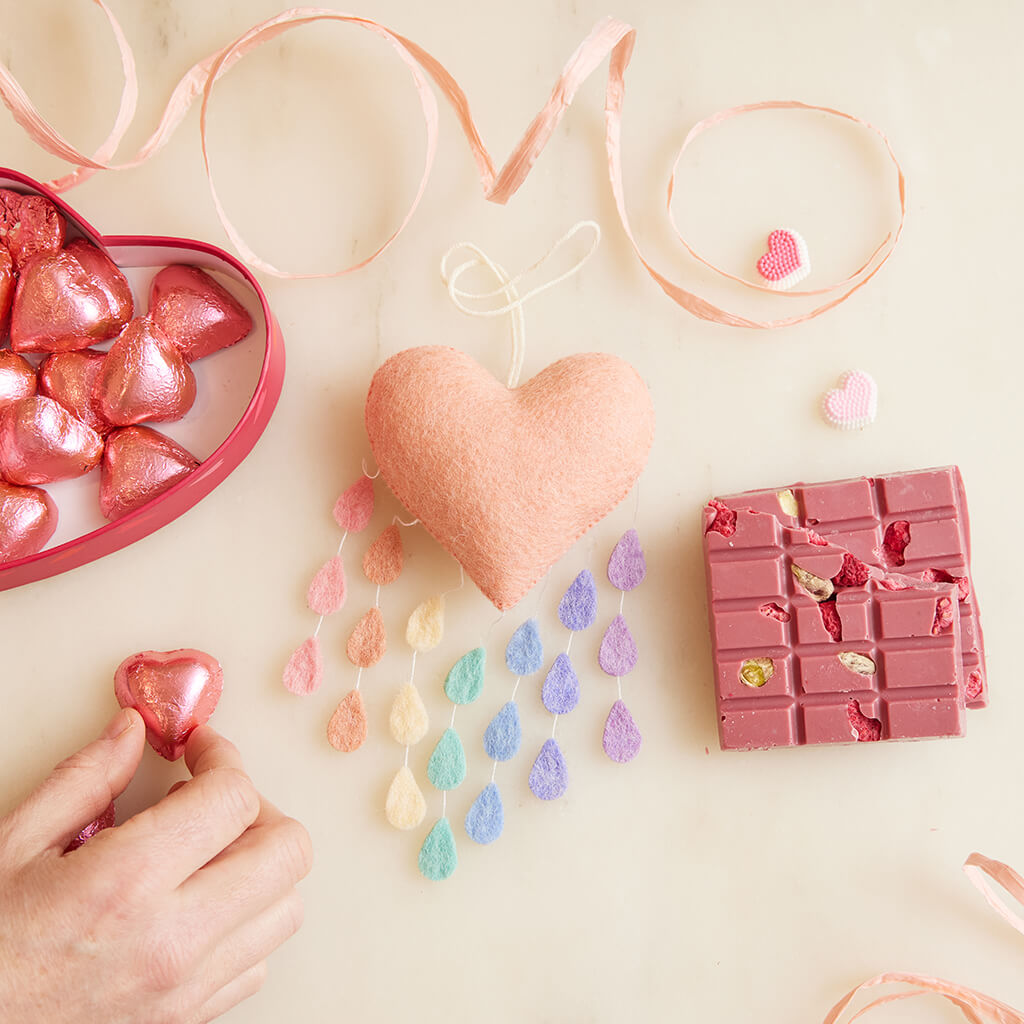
[102,709,134,740]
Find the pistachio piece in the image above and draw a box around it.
[739,657,775,688]
[838,651,876,676]
[791,563,835,602]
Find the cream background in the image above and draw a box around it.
[0,1,1020,1021]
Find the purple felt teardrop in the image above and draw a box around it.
[599,615,638,677]
[603,700,641,763]
[529,738,568,800]
[541,653,579,714]
[607,529,646,591]
[558,570,597,632]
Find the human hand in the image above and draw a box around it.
[0,708,312,1024]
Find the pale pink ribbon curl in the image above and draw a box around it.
[0,4,904,325]
[823,854,1024,1024]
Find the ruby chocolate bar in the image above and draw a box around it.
[703,467,984,750]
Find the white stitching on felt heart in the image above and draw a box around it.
[822,370,878,430]
[756,229,810,290]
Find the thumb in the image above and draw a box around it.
[4,708,145,861]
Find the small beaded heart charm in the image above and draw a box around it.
[822,369,878,430]
[756,229,810,290]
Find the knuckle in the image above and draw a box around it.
[276,818,313,880]
[137,932,197,994]
[206,768,260,825]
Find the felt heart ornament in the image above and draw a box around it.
[365,346,654,610]
[756,229,810,290]
[822,369,878,430]
[114,648,224,761]
[0,168,284,594]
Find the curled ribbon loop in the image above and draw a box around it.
[0,6,904,325]
[822,854,1024,1024]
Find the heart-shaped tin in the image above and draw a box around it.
[0,168,285,592]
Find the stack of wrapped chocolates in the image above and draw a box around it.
[0,189,253,565]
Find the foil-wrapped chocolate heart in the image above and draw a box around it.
[10,244,133,353]
[95,317,197,426]
[0,350,37,410]
[0,189,65,272]
[150,264,254,362]
[100,426,199,520]
[38,349,112,437]
[114,649,224,761]
[0,247,12,331]
[0,480,57,562]
[0,395,103,485]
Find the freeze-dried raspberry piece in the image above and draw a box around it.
[965,671,984,702]
[883,520,911,567]
[705,499,736,537]
[932,597,955,636]
[758,602,791,623]
[819,600,842,641]
[833,552,870,588]
[847,700,882,742]
[922,568,970,602]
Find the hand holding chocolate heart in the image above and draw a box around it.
[0,187,254,566]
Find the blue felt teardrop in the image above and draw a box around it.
[483,701,522,761]
[558,570,598,632]
[465,782,504,844]
[444,647,486,705]
[505,618,544,676]
[418,816,457,881]
[427,728,467,790]
[542,653,579,715]
[529,738,568,800]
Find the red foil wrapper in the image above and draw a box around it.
[0,479,58,563]
[95,317,197,426]
[149,264,253,362]
[114,649,223,761]
[100,426,199,520]
[10,245,133,353]
[65,801,115,852]
[0,350,37,411]
[0,395,103,485]
[38,349,113,437]
[0,189,65,272]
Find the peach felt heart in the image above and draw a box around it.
[756,229,810,290]
[365,346,654,610]
[0,168,284,593]
[822,369,878,430]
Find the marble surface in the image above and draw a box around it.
[0,1,1021,1021]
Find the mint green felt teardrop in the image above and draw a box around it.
[427,727,467,790]
[444,647,486,705]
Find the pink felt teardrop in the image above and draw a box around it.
[327,688,368,752]
[308,555,347,615]
[362,525,403,585]
[347,607,386,668]
[333,476,374,532]
[283,636,323,695]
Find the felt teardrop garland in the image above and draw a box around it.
[600,530,646,762]
[283,475,375,698]
[418,647,486,880]
[529,571,598,800]
[466,618,543,845]
[384,596,442,831]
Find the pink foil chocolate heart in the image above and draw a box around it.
[822,369,878,430]
[114,648,224,761]
[0,395,103,485]
[150,264,254,362]
[0,189,65,272]
[96,317,197,426]
[0,247,12,331]
[10,245,133,353]
[756,229,810,290]
[100,426,200,521]
[38,349,112,436]
[0,350,37,410]
[0,480,57,562]
[365,346,655,610]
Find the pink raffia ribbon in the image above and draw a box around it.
[822,854,1024,1024]
[0,6,904,326]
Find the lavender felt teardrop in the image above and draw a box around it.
[607,529,646,591]
[599,615,638,676]
[603,700,642,763]
[558,570,597,632]
[483,701,522,761]
[541,653,579,715]
[465,782,504,844]
[529,738,568,800]
[505,618,544,675]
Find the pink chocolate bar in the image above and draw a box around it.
[703,467,982,751]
